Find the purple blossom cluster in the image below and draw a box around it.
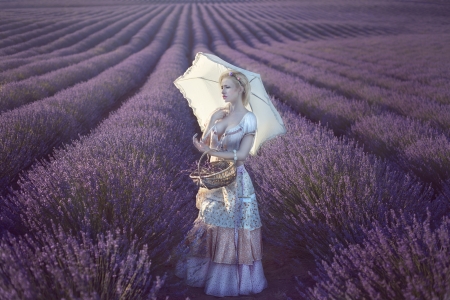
[352,113,450,185]
[0,226,164,299]
[0,19,56,42]
[307,212,450,299]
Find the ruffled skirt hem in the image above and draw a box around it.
[175,257,268,297]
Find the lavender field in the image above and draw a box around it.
[0,0,449,299]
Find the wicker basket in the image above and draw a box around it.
[190,150,237,189]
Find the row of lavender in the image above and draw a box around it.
[0,6,178,193]
[0,4,198,298]
[0,9,122,56]
[200,3,450,187]
[193,3,450,298]
[0,6,161,74]
[0,8,109,39]
[267,37,450,105]
[0,6,168,111]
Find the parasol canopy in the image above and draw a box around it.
[173,52,286,155]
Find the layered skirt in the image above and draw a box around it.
[176,165,267,297]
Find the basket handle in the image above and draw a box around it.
[198,150,211,180]
[197,149,237,185]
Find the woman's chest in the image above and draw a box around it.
[211,125,244,150]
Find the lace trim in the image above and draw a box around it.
[173,53,215,132]
[223,127,242,138]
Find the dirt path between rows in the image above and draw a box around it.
[161,243,317,300]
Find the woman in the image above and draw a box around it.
[175,70,268,297]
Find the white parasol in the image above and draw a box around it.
[173,52,286,155]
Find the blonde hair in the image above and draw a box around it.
[219,69,251,107]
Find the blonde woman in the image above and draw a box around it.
[176,70,268,297]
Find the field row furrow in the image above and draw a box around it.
[0,8,138,57]
[215,14,450,173]
[0,6,160,84]
[0,6,195,298]
[0,8,114,34]
[0,6,170,112]
[0,6,180,193]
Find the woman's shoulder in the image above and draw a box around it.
[243,111,257,132]
[244,111,257,124]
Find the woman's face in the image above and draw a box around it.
[221,77,242,104]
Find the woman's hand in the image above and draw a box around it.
[193,133,210,153]
[211,108,228,121]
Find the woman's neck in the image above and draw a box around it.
[228,100,245,114]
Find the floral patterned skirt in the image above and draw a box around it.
[176,165,267,297]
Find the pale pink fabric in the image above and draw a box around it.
[176,257,267,297]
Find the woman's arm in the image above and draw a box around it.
[193,134,254,161]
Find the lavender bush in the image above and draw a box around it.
[0,226,164,300]
[307,212,450,300]
[257,40,450,131]
[246,99,440,260]
[351,113,450,185]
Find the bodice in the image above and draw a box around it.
[206,111,257,162]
